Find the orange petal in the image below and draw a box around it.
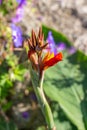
[43,52,54,63]
[28,50,35,58]
[43,52,63,70]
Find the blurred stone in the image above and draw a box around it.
[21,0,87,54]
[75,34,87,54]
[77,5,87,15]
[24,89,29,96]
[60,0,75,8]
[75,0,85,7]
[82,17,87,28]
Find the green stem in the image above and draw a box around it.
[30,66,56,130]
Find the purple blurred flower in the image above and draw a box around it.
[57,42,66,51]
[16,0,26,6]
[22,111,29,119]
[12,0,26,23]
[30,93,37,101]
[68,46,76,54]
[0,0,2,5]
[12,8,24,23]
[46,31,57,54]
[11,24,23,47]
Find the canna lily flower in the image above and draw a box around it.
[27,28,48,71]
[27,28,63,76]
[28,28,63,130]
[28,49,63,74]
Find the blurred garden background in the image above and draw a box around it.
[0,0,87,130]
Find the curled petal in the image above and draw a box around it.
[43,52,63,70]
[43,52,54,63]
[31,30,37,47]
[38,27,43,41]
[28,50,38,70]
[28,50,35,58]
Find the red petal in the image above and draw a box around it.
[28,50,35,58]
[43,52,63,70]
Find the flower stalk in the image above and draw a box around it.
[30,64,56,130]
[26,27,63,130]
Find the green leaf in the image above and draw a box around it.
[42,25,87,130]
[36,126,46,130]
[2,101,12,111]
[51,103,77,130]
[44,57,86,130]
[0,118,18,130]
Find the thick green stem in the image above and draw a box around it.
[30,66,56,130]
[35,86,55,130]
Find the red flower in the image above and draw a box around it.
[40,52,63,71]
[27,27,63,76]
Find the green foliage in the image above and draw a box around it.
[42,25,87,130]
[0,118,18,130]
[0,0,17,15]
[0,53,27,100]
[44,56,85,130]
[36,126,46,130]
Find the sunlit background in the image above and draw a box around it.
[0,0,87,130]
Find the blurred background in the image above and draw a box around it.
[21,0,87,54]
[0,0,87,130]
